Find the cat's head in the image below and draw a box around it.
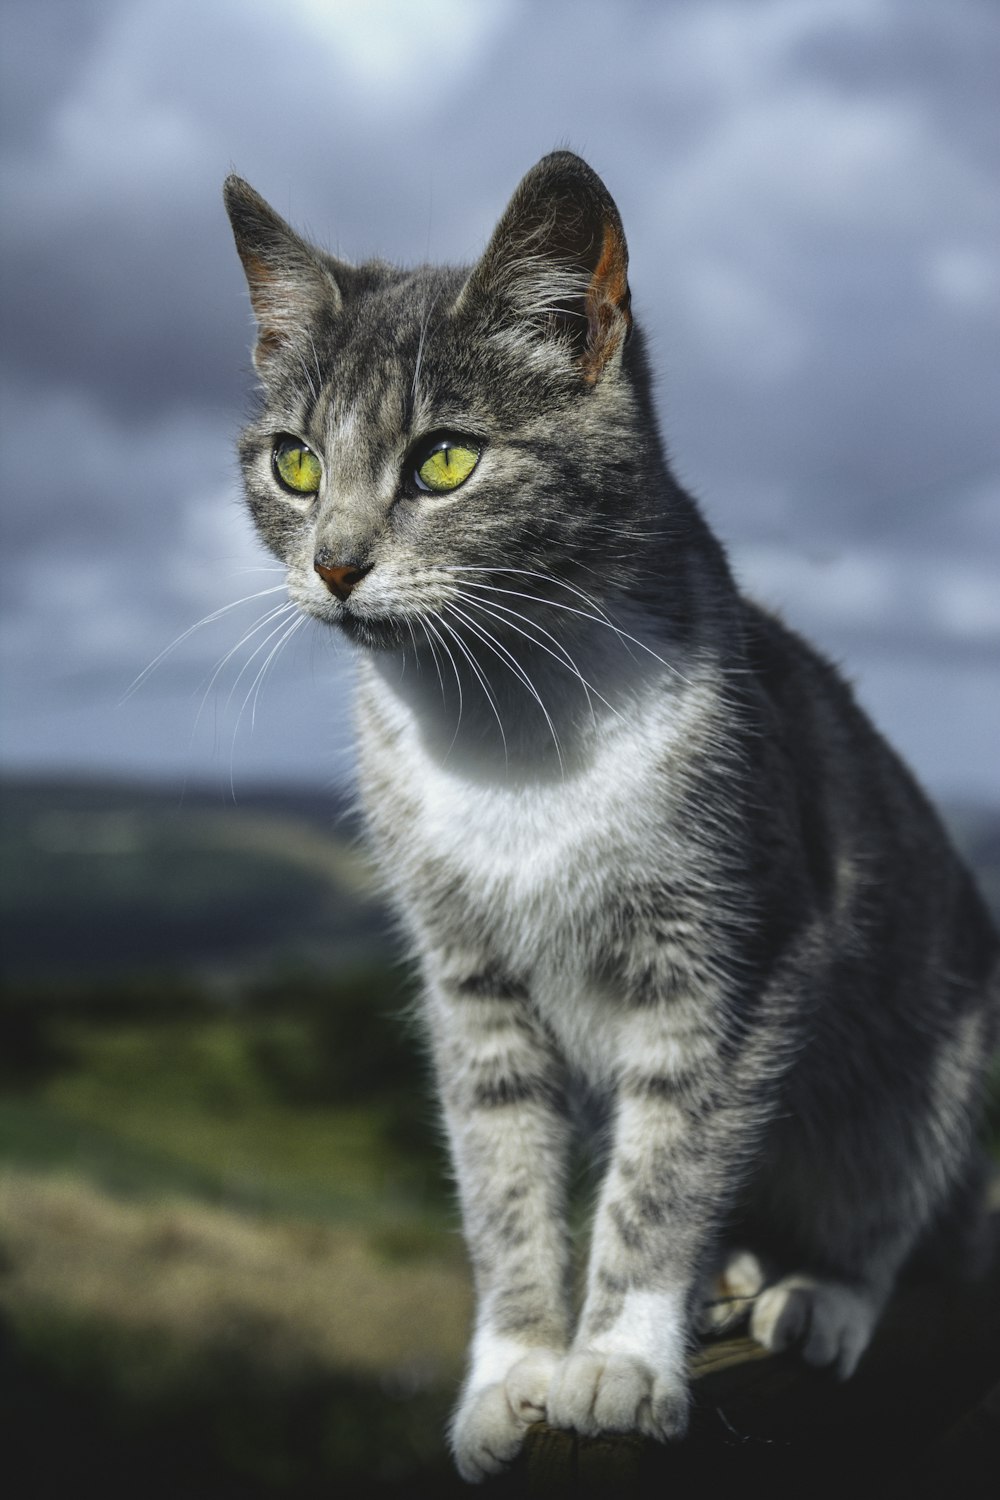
[224,152,653,652]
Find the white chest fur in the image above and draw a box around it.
[359,657,717,1082]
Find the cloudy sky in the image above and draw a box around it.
[1,0,997,803]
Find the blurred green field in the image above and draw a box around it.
[0,971,477,1495]
[1,996,446,1221]
[0,779,477,1494]
[1,775,998,1494]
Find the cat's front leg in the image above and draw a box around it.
[546,1102,695,1445]
[424,964,572,1482]
[548,990,748,1444]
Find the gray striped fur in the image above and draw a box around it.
[224,153,999,1482]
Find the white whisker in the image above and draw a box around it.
[294,348,319,404]
[305,331,325,399]
[444,602,563,773]
[191,602,296,737]
[120,584,289,703]
[424,614,464,744]
[453,588,624,727]
[404,616,419,664]
[437,614,509,770]
[420,616,462,757]
[222,604,300,714]
[417,614,447,702]
[444,571,690,685]
[411,293,439,404]
[229,611,307,797]
[176,598,298,778]
[443,564,620,629]
[242,606,305,729]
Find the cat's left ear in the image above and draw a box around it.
[223,176,346,372]
[458,152,633,385]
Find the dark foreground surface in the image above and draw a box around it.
[5,1233,998,1499]
[494,1235,1000,1499]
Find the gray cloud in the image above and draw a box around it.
[1,0,997,801]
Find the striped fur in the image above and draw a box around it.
[225,152,999,1481]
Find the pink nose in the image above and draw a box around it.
[314,558,370,600]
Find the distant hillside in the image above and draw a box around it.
[1,775,998,984]
[0,775,390,982]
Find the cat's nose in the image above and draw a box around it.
[314,553,371,600]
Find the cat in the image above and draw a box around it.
[223,151,998,1482]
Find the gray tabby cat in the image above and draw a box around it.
[223,153,998,1482]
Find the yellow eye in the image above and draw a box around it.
[273,437,322,495]
[415,440,480,493]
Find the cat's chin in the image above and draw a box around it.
[334,612,408,652]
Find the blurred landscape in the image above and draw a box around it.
[1,774,998,1495]
[0,775,471,1496]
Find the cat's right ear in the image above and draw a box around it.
[223,176,344,372]
[457,152,633,385]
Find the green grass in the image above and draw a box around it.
[0,971,470,1493]
[0,1093,234,1202]
[0,1001,447,1225]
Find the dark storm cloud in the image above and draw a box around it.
[789,3,1000,166]
[0,1,117,153]
[1,0,997,797]
[0,0,508,422]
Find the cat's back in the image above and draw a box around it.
[737,597,999,998]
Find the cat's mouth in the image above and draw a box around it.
[292,575,409,651]
[334,609,408,651]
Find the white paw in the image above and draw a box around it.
[750,1274,878,1379]
[547,1350,689,1443]
[700,1248,767,1334]
[450,1348,558,1483]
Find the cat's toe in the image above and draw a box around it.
[548,1351,689,1443]
[450,1351,559,1484]
[589,1355,653,1431]
[800,1284,877,1378]
[504,1347,559,1422]
[750,1279,810,1352]
[700,1247,767,1334]
[750,1275,877,1378]
[450,1384,528,1484]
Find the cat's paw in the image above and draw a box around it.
[750,1274,878,1378]
[699,1247,767,1334]
[450,1348,558,1483]
[547,1350,689,1443]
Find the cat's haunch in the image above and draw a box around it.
[225,151,998,1482]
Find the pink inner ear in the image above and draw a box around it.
[582,221,633,385]
[239,253,285,361]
